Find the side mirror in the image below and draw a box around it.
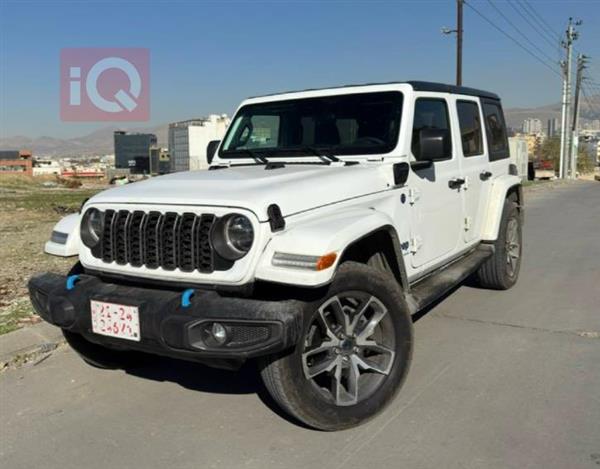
[206,140,221,165]
[416,128,450,161]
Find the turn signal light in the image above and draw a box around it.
[316,252,337,271]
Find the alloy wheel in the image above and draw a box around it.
[301,292,396,406]
[505,217,521,277]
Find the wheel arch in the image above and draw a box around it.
[338,225,409,291]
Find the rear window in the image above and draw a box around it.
[456,101,483,157]
[482,100,509,161]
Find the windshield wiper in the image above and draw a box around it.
[241,148,270,165]
[301,146,340,163]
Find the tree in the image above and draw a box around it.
[539,136,595,174]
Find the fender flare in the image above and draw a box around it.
[44,213,80,257]
[255,208,408,288]
[481,175,523,241]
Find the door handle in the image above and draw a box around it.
[480,171,492,181]
[448,178,465,189]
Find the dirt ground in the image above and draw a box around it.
[0,175,102,333]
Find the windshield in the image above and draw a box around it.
[219,91,403,159]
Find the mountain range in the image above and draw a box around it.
[1,95,599,157]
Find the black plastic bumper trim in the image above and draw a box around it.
[28,272,303,362]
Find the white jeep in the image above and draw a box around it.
[29,81,523,431]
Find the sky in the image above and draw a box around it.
[1,0,599,139]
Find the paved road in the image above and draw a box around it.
[1,181,599,469]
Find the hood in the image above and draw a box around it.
[90,164,389,221]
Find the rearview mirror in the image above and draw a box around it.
[206,140,221,165]
[415,128,450,162]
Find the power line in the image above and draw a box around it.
[506,0,562,51]
[518,0,600,80]
[516,0,563,46]
[581,85,600,117]
[463,0,562,78]
[485,0,558,65]
[520,0,563,42]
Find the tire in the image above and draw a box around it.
[476,196,522,290]
[259,262,413,431]
[62,330,150,370]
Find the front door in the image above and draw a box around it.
[408,95,463,269]
[451,97,491,244]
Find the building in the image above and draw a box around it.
[149,146,170,175]
[522,118,543,135]
[169,115,230,172]
[32,159,61,176]
[547,118,558,138]
[0,150,33,175]
[114,131,157,174]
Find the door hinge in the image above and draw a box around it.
[464,216,473,231]
[408,188,421,205]
[409,236,423,254]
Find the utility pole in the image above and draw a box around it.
[559,18,579,179]
[442,0,464,86]
[456,0,463,86]
[569,54,587,179]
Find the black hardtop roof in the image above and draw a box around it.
[249,80,500,101]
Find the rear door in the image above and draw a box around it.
[451,96,491,244]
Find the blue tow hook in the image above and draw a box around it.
[181,289,195,308]
[66,274,80,291]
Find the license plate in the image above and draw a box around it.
[90,300,140,342]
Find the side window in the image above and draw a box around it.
[456,100,483,157]
[482,100,509,161]
[411,98,452,160]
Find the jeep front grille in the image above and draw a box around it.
[95,209,217,273]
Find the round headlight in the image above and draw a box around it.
[212,214,254,260]
[80,208,103,248]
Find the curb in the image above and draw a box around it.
[0,321,64,367]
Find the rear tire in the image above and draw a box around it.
[476,196,522,290]
[63,330,150,370]
[259,262,413,431]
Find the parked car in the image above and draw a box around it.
[30,81,523,431]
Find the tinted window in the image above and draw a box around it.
[482,100,509,161]
[456,101,483,157]
[220,92,403,158]
[411,98,452,160]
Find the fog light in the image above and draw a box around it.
[211,322,228,345]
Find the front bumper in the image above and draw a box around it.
[28,273,303,364]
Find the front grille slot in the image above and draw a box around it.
[97,209,218,273]
[197,214,215,273]
[101,210,116,263]
[144,212,163,269]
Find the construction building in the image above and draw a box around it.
[169,115,230,172]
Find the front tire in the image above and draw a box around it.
[259,262,413,431]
